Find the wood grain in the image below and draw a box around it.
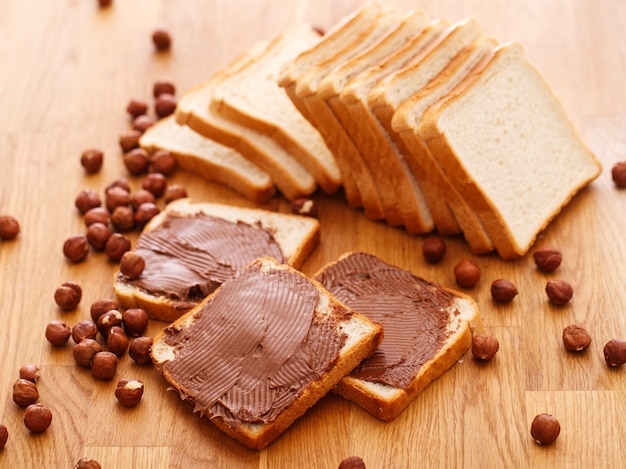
[1,0,625,467]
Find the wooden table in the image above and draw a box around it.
[1,1,625,467]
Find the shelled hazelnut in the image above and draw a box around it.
[490,279,518,303]
[153,80,175,98]
[23,404,52,433]
[131,189,156,208]
[123,148,150,175]
[19,364,40,383]
[0,215,20,240]
[545,280,573,305]
[63,234,90,263]
[111,206,135,232]
[84,207,111,227]
[533,247,562,272]
[562,325,592,352]
[73,339,103,367]
[155,93,177,118]
[114,379,144,407]
[129,336,153,365]
[291,198,317,217]
[105,233,131,261]
[422,236,446,264]
[80,148,104,174]
[149,149,177,176]
[54,281,83,310]
[0,423,7,449]
[131,115,154,133]
[530,413,560,445]
[119,130,141,152]
[142,172,167,198]
[106,178,131,193]
[91,351,118,380]
[71,320,98,344]
[339,456,366,469]
[126,98,148,118]
[164,184,187,204]
[90,299,120,322]
[152,29,172,51]
[122,308,149,337]
[96,309,123,337]
[107,326,129,356]
[612,161,626,188]
[86,222,113,250]
[453,259,481,288]
[119,252,145,280]
[134,202,160,228]
[105,186,131,212]
[603,339,626,367]
[45,320,72,346]
[471,334,499,361]
[75,457,102,469]
[12,378,39,407]
[74,189,102,214]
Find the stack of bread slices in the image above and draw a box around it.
[141,1,601,259]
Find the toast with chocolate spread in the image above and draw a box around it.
[151,257,384,450]
[113,199,320,322]
[314,252,482,421]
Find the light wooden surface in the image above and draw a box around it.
[1,0,625,467]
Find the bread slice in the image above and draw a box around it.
[336,19,450,230]
[296,10,430,222]
[391,38,498,254]
[418,42,602,259]
[151,257,384,450]
[114,199,320,322]
[212,23,342,195]
[139,115,275,204]
[314,252,482,422]
[176,74,317,201]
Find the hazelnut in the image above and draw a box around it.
[291,197,318,217]
[122,308,149,337]
[106,178,131,193]
[13,378,39,407]
[142,172,167,198]
[73,339,103,367]
[80,148,104,174]
[562,325,592,352]
[0,215,20,240]
[86,222,113,250]
[90,298,120,322]
[471,334,499,361]
[134,202,160,228]
[84,207,111,227]
[71,320,98,344]
[533,247,562,272]
[164,184,187,204]
[129,336,153,365]
[545,280,573,306]
[603,339,626,367]
[111,206,135,232]
[74,188,102,214]
[105,233,131,261]
[0,423,8,449]
[91,351,118,380]
[97,309,123,337]
[119,130,141,152]
[453,259,481,288]
[120,252,145,280]
[75,458,102,469]
[152,29,172,51]
[150,149,177,176]
[24,404,52,433]
[153,80,175,98]
[54,281,82,310]
[105,186,131,212]
[530,413,560,445]
[131,114,155,133]
[19,364,40,383]
[126,98,148,118]
[612,161,626,188]
[490,279,518,303]
[114,379,144,407]
[422,236,447,264]
[63,234,90,263]
[123,148,150,175]
[155,93,177,118]
[45,320,72,346]
[131,189,156,209]
[339,456,366,469]
[107,326,129,356]
[97,0,112,7]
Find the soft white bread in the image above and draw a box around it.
[314,252,482,422]
[176,75,317,201]
[151,257,384,450]
[114,199,320,323]
[418,42,602,259]
[391,38,498,254]
[139,115,275,204]
[336,19,450,229]
[213,23,341,195]
[297,10,430,222]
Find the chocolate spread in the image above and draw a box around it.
[161,260,348,427]
[118,212,284,310]
[315,252,455,389]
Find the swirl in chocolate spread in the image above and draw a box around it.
[118,213,284,309]
[315,252,455,389]
[162,261,348,427]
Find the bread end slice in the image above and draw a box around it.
[151,257,383,450]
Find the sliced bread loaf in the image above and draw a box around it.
[113,199,320,322]
[418,42,602,258]
[391,38,498,254]
[213,23,342,194]
[314,252,482,422]
[139,115,275,204]
[151,257,384,449]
